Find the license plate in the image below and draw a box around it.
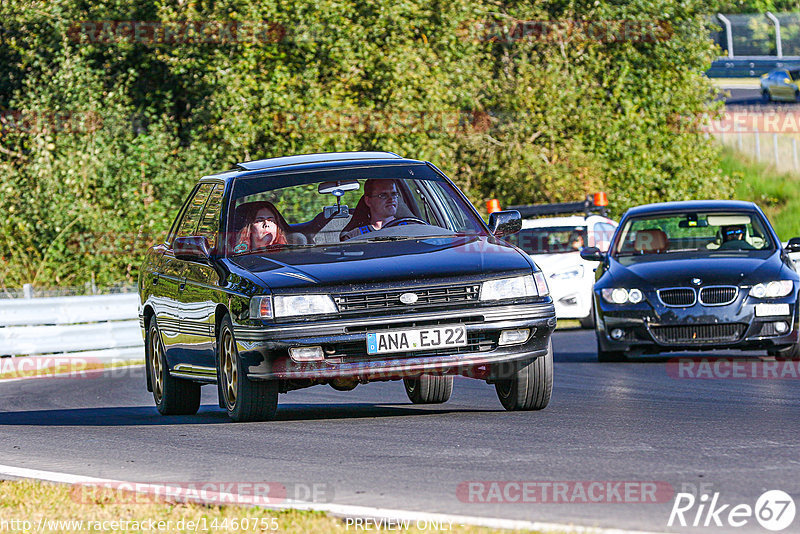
[755,303,790,317]
[366,325,467,355]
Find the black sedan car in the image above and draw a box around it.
[138,152,556,421]
[580,200,800,362]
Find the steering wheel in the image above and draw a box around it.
[383,217,428,228]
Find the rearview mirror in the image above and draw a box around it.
[580,247,605,262]
[488,210,521,237]
[173,236,211,262]
[786,237,800,253]
[318,180,360,195]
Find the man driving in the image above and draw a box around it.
[718,224,755,250]
[341,179,401,240]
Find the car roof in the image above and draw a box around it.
[202,152,423,182]
[521,214,616,229]
[623,200,760,218]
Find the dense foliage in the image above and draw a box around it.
[0,0,731,288]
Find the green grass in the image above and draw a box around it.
[721,146,800,241]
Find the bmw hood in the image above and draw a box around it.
[228,235,535,290]
[608,252,787,288]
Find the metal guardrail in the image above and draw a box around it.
[0,293,143,361]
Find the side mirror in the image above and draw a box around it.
[173,236,211,262]
[580,246,605,262]
[786,237,800,253]
[488,210,521,237]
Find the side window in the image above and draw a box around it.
[170,184,214,243]
[195,185,224,250]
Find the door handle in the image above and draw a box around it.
[152,274,159,285]
[179,280,186,291]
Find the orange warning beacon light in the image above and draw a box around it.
[593,192,608,208]
[486,199,501,214]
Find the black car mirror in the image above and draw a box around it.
[786,237,800,252]
[173,236,211,262]
[580,247,605,261]
[488,210,521,237]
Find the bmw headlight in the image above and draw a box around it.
[272,295,338,317]
[481,275,539,301]
[550,266,584,280]
[749,280,793,298]
[601,287,643,304]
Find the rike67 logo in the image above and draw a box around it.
[668,490,796,531]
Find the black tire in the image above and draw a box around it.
[494,339,553,411]
[762,89,771,102]
[218,314,279,422]
[579,300,596,329]
[768,343,800,360]
[146,317,201,415]
[403,375,453,404]
[596,338,627,362]
[795,89,800,103]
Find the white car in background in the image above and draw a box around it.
[506,213,617,328]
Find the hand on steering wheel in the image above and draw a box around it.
[383,217,428,228]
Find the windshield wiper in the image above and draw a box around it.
[360,236,415,242]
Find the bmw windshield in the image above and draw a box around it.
[613,211,776,264]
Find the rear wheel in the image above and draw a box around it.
[494,339,553,411]
[218,315,279,422]
[147,317,201,415]
[403,375,453,404]
[762,89,771,102]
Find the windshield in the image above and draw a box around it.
[613,211,775,258]
[505,226,587,254]
[225,165,486,255]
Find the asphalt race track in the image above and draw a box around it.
[724,87,800,107]
[0,329,798,533]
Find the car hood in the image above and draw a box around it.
[608,252,786,287]
[228,235,534,290]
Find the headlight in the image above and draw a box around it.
[550,266,584,280]
[601,287,643,304]
[273,295,338,317]
[749,280,793,298]
[481,275,538,301]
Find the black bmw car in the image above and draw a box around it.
[580,200,800,362]
[138,152,556,421]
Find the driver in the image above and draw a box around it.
[718,224,755,250]
[341,179,406,240]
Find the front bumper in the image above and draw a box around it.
[596,290,799,354]
[233,302,556,381]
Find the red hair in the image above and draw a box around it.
[234,201,288,252]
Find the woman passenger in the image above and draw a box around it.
[233,201,289,253]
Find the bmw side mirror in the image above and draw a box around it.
[488,210,521,237]
[173,236,211,262]
[786,237,800,253]
[580,247,605,262]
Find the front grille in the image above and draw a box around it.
[333,284,481,313]
[698,286,738,306]
[345,316,484,334]
[650,323,745,344]
[657,288,696,307]
[323,332,497,363]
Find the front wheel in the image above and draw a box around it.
[403,375,453,404]
[147,317,201,415]
[768,343,800,360]
[218,315,279,422]
[596,338,628,362]
[579,300,596,329]
[494,339,553,411]
[762,89,771,102]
